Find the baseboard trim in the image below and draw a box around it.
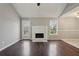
[0,39,20,52]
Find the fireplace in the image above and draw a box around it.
[32,26,48,42]
[35,33,44,38]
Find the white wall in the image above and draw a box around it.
[0,4,20,50]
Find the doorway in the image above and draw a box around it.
[21,19,31,39]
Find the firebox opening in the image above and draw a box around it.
[35,33,44,38]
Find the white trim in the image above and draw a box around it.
[32,39,48,42]
[0,39,20,51]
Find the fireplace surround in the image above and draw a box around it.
[32,26,48,42]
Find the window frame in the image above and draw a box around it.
[48,19,58,35]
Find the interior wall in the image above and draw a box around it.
[0,4,20,50]
[58,17,79,39]
[21,17,79,40]
[31,17,59,40]
[43,17,79,40]
[31,17,49,26]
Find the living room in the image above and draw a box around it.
[0,3,79,56]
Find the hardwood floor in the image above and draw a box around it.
[0,40,79,56]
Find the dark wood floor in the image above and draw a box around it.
[0,40,79,56]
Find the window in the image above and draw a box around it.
[48,19,58,35]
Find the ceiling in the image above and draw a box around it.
[61,6,79,18]
[12,3,67,18]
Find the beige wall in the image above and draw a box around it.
[32,17,79,40]
[31,17,49,26]
[31,17,60,40]
[47,17,79,40]
[22,17,79,40]
[58,17,79,39]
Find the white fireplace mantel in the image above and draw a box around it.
[32,26,48,42]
